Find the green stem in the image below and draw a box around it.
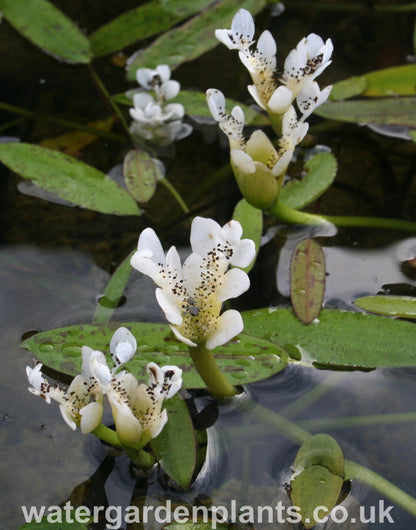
[188,343,237,399]
[250,403,416,518]
[88,64,130,137]
[268,200,416,232]
[124,447,156,471]
[0,101,125,142]
[160,178,190,214]
[92,424,122,447]
[345,461,416,517]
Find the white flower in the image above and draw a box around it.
[215,10,333,119]
[131,217,256,350]
[106,362,182,448]
[136,64,180,101]
[206,89,245,149]
[129,65,192,146]
[26,359,103,433]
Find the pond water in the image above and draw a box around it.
[1,1,416,529]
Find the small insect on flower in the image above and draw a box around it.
[184,297,201,317]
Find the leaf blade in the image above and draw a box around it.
[0,143,141,216]
[0,0,92,63]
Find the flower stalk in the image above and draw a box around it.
[188,343,237,399]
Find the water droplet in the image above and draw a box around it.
[62,344,82,357]
[294,288,306,296]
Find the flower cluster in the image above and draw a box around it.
[129,64,192,146]
[207,9,333,209]
[26,327,182,449]
[131,217,255,350]
[215,8,333,119]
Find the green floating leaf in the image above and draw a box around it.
[279,152,337,210]
[232,199,263,273]
[243,308,416,369]
[330,65,416,101]
[355,295,416,319]
[0,0,92,64]
[0,143,141,216]
[93,252,133,324]
[291,435,344,529]
[290,239,325,325]
[89,0,213,57]
[126,0,266,78]
[123,149,160,203]
[151,394,197,490]
[21,322,288,388]
[316,97,416,128]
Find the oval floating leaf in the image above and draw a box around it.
[233,199,263,273]
[151,394,197,490]
[291,434,344,529]
[21,322,288,388]
[123,149,160,203]
[355,295,416,319]
[89,0,213,57]
[243,308,416,369]
[0,143,141,216]
[316,97,416,128]
[290,239,326,324]
[0,0,92,63]
[126,0,266,78]
[279,152,337,210]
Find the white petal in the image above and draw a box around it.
[206,89,226,122]
[160,365,183,398]
[149,408,168,439]
[190,217,224,256]
[132,92,154,110]
[215,29,238,50]
[111,398,143,446]
[247,84,266,109]
[230,149,256,174]
[156,64,171,82]
[217,268,250,302]
[205,309,243,350]
[81,346,107,382]
[272,148,294,177]
[163,103,185,120]
[110,327,137,366]
[221,219,242,245]
[170,325,197,347]
[268,85,294,114]
[90,357,112,387]
[231,9,255,45]
[155,287,183,325]
[79,402,103,433]
[257,30,277,70]
[161,79,180,100]
[59,404,77,430]
[26,364,44,390]
[136,68,154,88]
[230,239,256,268]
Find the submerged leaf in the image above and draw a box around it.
[279,152,337,210]
[89,0,213,57]
[355,295,416,319]
[126,0,267,77]
[123,149,160,203]
[0,143,141,216]
[0,0,92,63]
[290,239,325,324]
[21,322,288,388]
[151,394,197,490]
